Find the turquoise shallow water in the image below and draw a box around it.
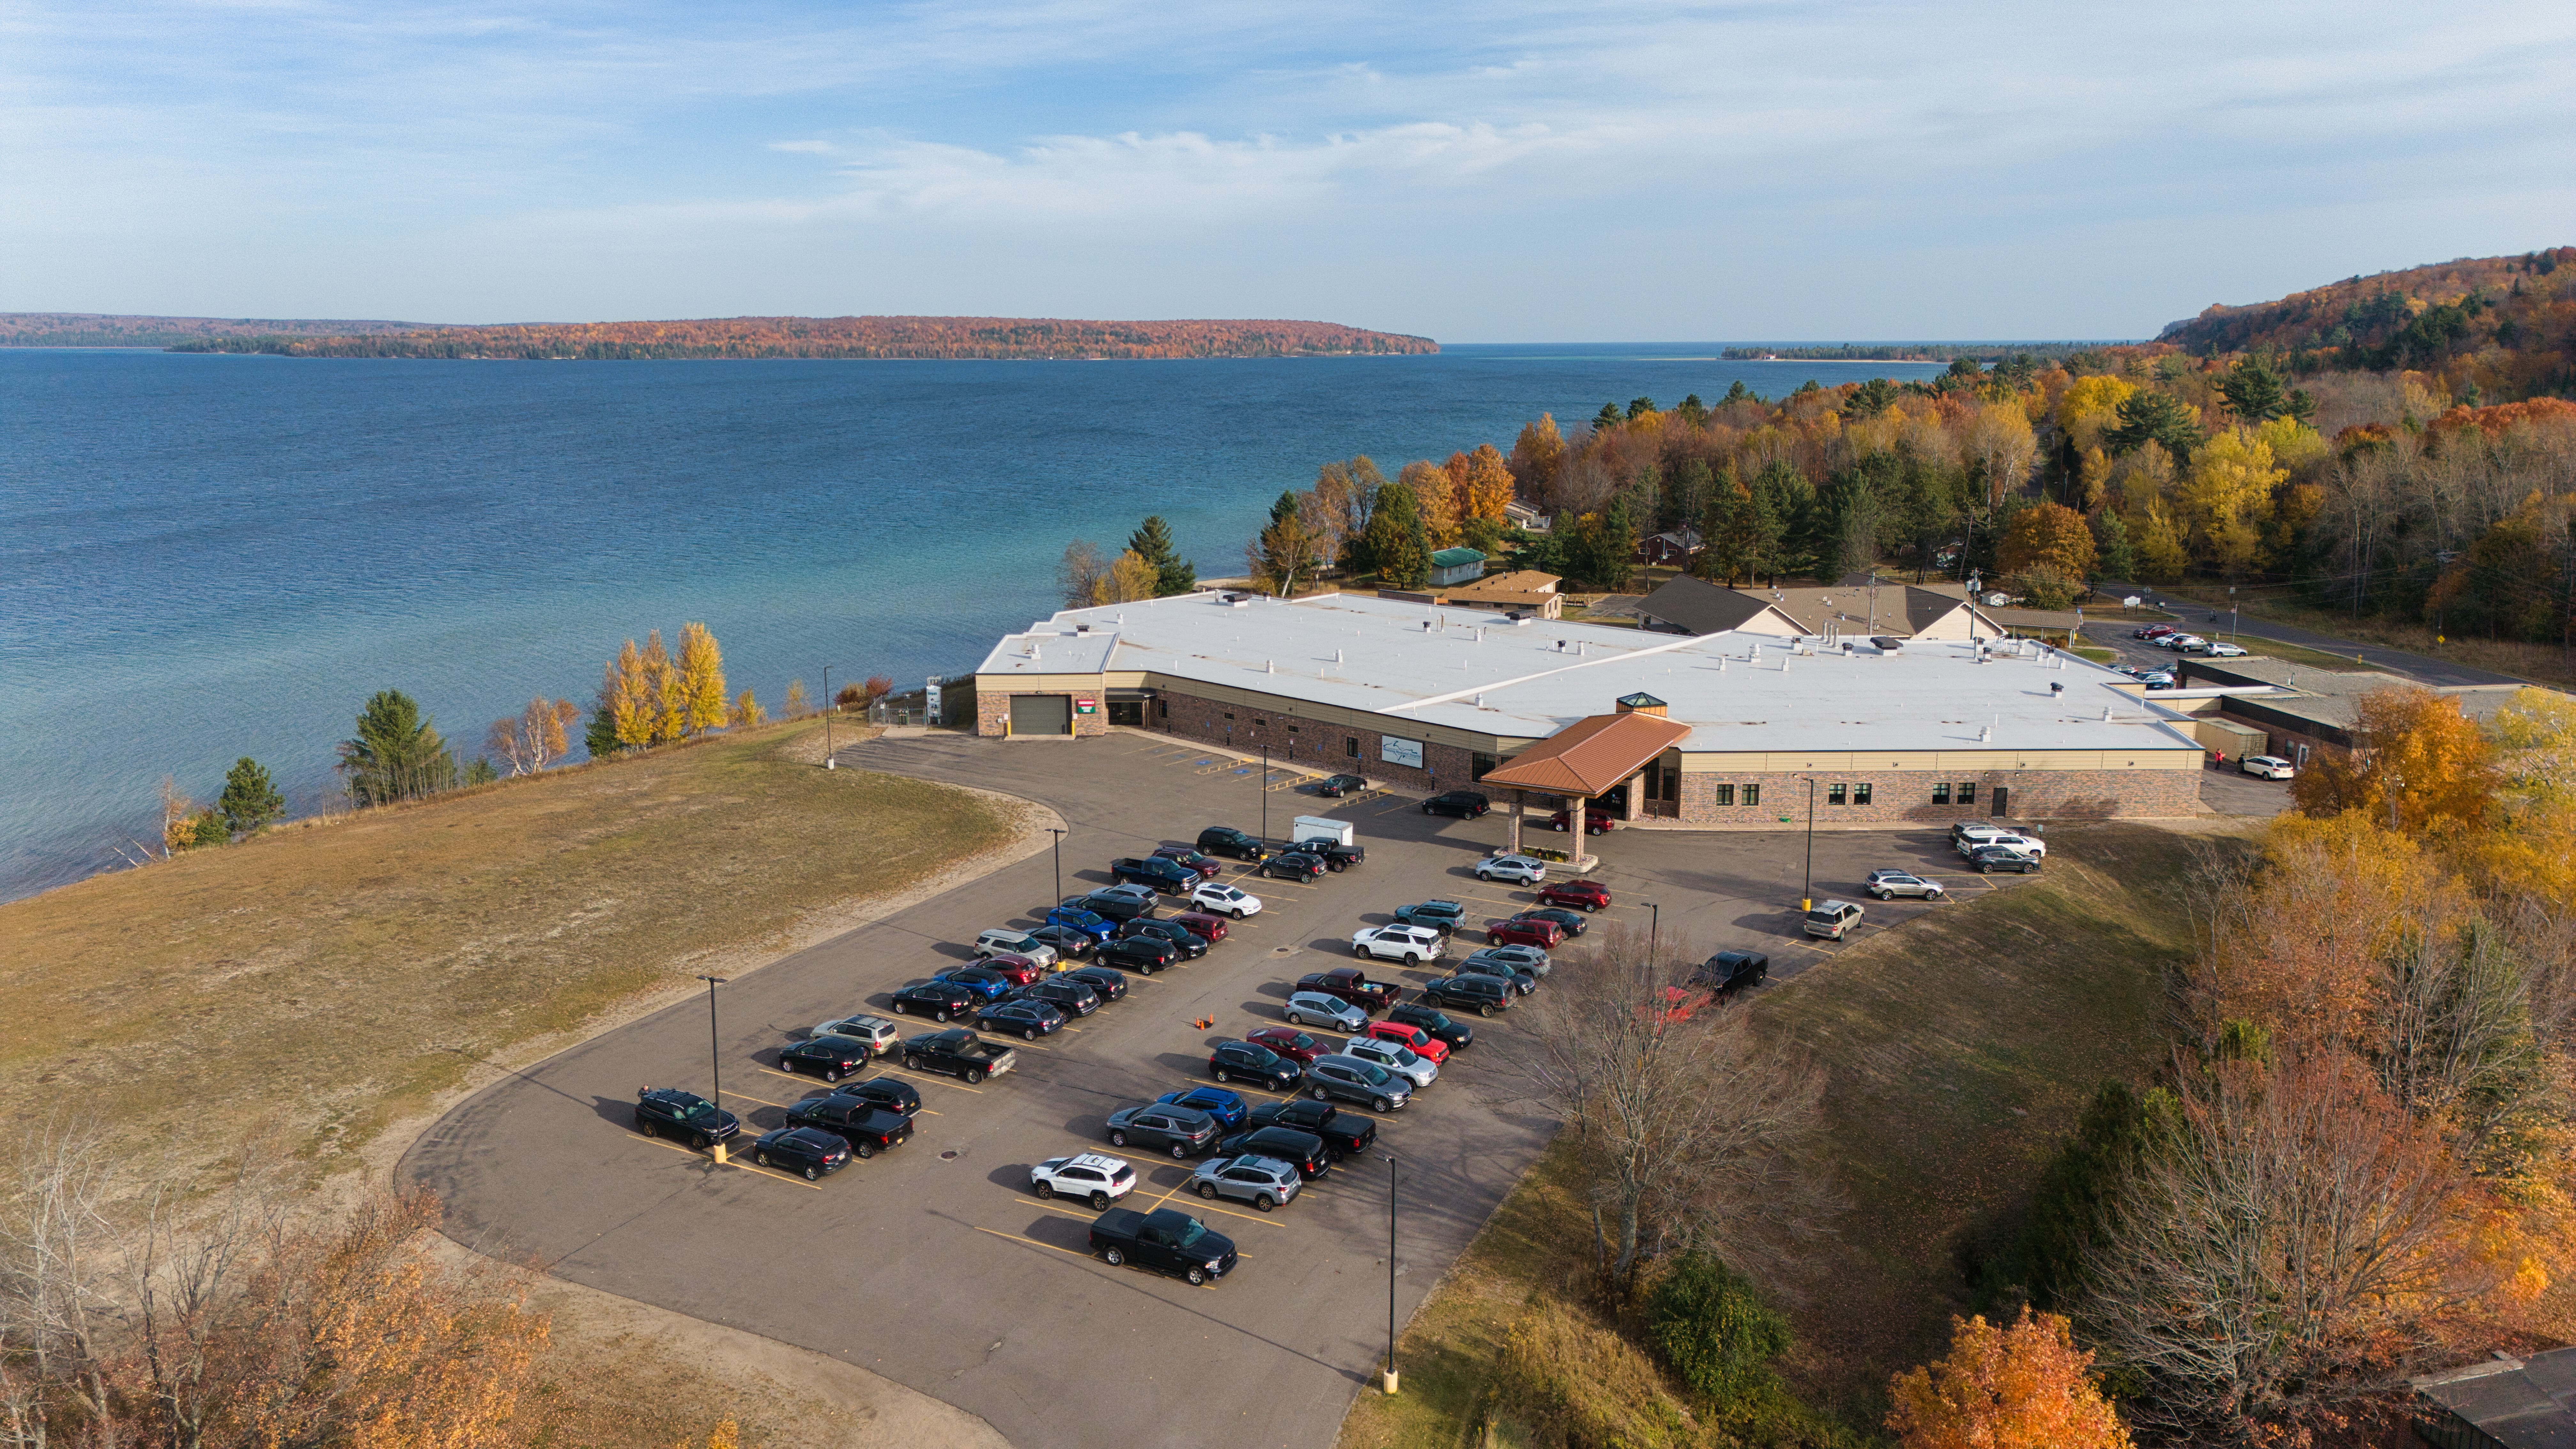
[0,345,1941,899]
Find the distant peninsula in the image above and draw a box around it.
[68,314,1441,361]
[0,312,427,348]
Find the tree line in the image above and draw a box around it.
[166,316,1439,361]
[1057,515,1198,607]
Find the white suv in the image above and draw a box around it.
[1351,924,1446,964]
[2240,755,2296,780]
[1983,832,2047,858]
[1030,1153,1136,1209]
[1191,882,1263,919]
[1475,854,1548,886]
[974,928,1057,967]
[1803,900,1866,940]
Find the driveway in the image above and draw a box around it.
[402,732,2034,1449]
[2095,585,2525,688]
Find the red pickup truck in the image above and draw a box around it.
[1293,967,1402,1013]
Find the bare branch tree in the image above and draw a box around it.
[1499,924,1829,1295]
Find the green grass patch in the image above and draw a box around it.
[0,721,1025,1182]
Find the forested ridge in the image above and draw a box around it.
[165,314,1437,360]
[0,312,424,347]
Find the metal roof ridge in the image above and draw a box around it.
[1383,631,1708,713]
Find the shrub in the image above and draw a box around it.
[1646,1253,1792,1403]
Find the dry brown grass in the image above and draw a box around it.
[0,719,1029,1185]
[2162,585,2573,688]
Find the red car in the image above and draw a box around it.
[1362,1020,1450,1063]
[980,953,1048,986]
[1536,880,1612,912]
[1548,807,1617,835]
[1247,1026,1330,1063]
[1487,916,1565,948]
[1171,910,1230,942]
[1152,846,1226,880]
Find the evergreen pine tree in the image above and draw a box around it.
[584,707,621,760]
[2090,510,2138,583]
[1127,515,1196,596]
[216,757,285,837]
[1363,484,1430,587]
[337,690,456,804]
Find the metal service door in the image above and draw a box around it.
[1008,695,1072,736]
[1989,785,2010,817]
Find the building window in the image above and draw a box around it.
[1154,698,1168,720]
[1223,712,1234,721]
[1345,737,1360,758]
[1712,783,1735,806]
[1742,783,1760,807]
[1471,752,1498,780]
[1932,782,1950,805]
[1854,783,1872,806]
[1958,782,1977,805]
[1287,725,1298,733]
[1254,718,1266,729]
[1827,783,1847,806]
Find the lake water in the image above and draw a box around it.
[0,346,1943,900]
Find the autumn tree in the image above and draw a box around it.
[157,776,224,853]
[1509,414,1566,504]
[1399,459,1461,548]
[781,678,812,717]
[1097,548,1156,603]
[733,689,765,727]
[338,689,456,804]
[676,622,728,735]
[216,757,285,836]
[486,698,583,776]
[1126,515,1196,595]
[2177,428,2285,574]
[635,629,684,744]
[1887,1308,2130,1449]
[1461,443,1516,521]
[2293,686,2499,834]
[1057,540,1110,608]
[1996,502,2098,602]
[1248,489,1328,594]
[1961,401,2039,508]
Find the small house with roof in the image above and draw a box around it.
[1426,548,1488,587]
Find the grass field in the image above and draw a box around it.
[2161,585,2570,687]
[1335,820,2248,1447]
[0,719,1030,1184]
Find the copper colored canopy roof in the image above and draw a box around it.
[1477,711,1692,798]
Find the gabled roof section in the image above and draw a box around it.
[1633,575,1803,635]
[1479,711,1692,797]
[1430,547,1487,568]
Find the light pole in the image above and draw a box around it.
[697,974,728,1164]
[1261,742,1271,843]
[1381,1153,1399,1395]
[1047,827,1066,904]
[1800,778,1817,913]
[1645,901,1661,964]
[821,664,836,769]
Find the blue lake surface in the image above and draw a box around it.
[0,345,1944,900]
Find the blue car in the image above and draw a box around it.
[1044,906,1117,943]
[930,965,1014,1000]
[1155,1085,1249,1131]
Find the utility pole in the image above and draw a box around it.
[1381,1153,1400,1395]
[1646,901,1661,964]
[697,975,728,1164]
[1261,742,1271,842]
[822,664,836,769]
[1048,827,1066,903]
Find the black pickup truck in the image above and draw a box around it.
[1245,1098,1376,1160]
[1292,838,1366,871]
[1108,856,1199,893]
[900,1028,1018,1084]
[1089,1207,1239,1285]
[783,1095,915,1157]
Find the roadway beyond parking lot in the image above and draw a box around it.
[403,731,2042,1449]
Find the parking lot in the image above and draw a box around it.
[403,730,2039,1449]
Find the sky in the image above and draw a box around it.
[5,0,2573,342]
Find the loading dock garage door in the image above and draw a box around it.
[1008,694,1072,736]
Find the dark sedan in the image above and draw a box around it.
[1313,773,1369,797]
[1386,1001,1474,1051]
[777,1033,876,1082]
[889,981,983,1022]
[977,997,1067,1039]
[1970,845,2043,874]
[825,1077,921,1118]
[1026,924,1098,960]
[1209,1041,1303,1092]
[750,1127,851,1181]
[1246,1026,1329,1064]
[1117,918,1209,958]
[1017,977,1102,1016]
[1059,965,1129,1001]
[1094,936,1178,974]
[1422,790,1490,818]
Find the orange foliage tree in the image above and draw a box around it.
[2293,686,2499,834]
[1887,1307,2130,1449]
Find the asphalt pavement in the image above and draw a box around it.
[2093,583,2525,688]
[402,731,2037,1449]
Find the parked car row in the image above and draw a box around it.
[2132,623,2247,657]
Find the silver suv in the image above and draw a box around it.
[1474,853,1548,886]
[1306,1054,1413,1113]
[1803,900,1865,940]
[1864,870,1944,901]
[811,1014,902,1058]
[1188,1155,1302,1212]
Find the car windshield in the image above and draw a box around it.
[672,1098,715,1120]
[1170,1219,1207,1250]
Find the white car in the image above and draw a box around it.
[1284,991,1367,1032]
[1191,881,1263,919]
[2240,754,2296,780]
[2163,634,2205,651]
[1030,1152,1136,1209]
[1342,1036,1438,1087]
[1351,924,1446,965]
[1951,823,2012,854]
[1983,832,2047,858]
[1474,853,1548,886]
[810,1014,901,1058]
[973,928,1057,968]
[2205,641,2249,657]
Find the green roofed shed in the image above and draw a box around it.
[1427,548,1487,587]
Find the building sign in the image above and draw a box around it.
[1075,698,1097,715]
[1381,735,1424,769]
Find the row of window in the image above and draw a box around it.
[1702,781,1984,807]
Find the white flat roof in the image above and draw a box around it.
[977,592,2201,755]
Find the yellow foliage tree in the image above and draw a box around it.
[633,630,686,744]
[1996,502,2098,582]
[2253,417,2328,471]
[2055,376,2136,455]
[2178,428,2284,573]
[781,678,810,717]
[1961,401,2039,507]
[2131,504,2189,581]
[1101,548,1158,603]
[1887,1308,2131,1449]
[733,689,765,727]
[1401,460,1461,548]
[1463,443,1516,520]
[607,639,652,748]
[676,622,728,736]
[2293,686,2499,835]
[1510,414,1565,499]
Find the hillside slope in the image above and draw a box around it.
[165,314,1439,360]
[0,312,427,347]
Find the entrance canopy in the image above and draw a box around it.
[1478,711,1692,799]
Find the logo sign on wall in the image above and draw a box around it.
[1380,735,1424,769]
[1075,698,1097,714]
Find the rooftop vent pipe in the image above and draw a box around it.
[1979,725,1993,742]
[1266,659,1275,673]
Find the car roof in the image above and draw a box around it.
[1064,1152,1131,1173]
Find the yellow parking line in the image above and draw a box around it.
[726,1089,796,1109]
[737,1159,830,1191]
[1177,1076,1296,1102]
[1139,1182,1290,1228]
[632,1134,822,1191]
[975,1225,1094,1258]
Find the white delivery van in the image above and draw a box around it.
[1291,816,1355,848]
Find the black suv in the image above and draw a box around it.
[1387,1001,1473,1050]
[1245,1098,1375,1159]
[890,980,982,1022]
[784,1095,916,1157]
[1060,965,1130,1001]
[1693,950,1770,993]
[635,1087,739,1147]
[1195,826,1270,862]
[1260,851,1326,882]
[827,1077,922,1118]
[750,1127,850,1181]
[1067,889,1158,923]
[1422,790,1491,818]
[1421,973,1513,1016]
[777,1033,875,1082]
[1118,918,1209,959]
[1018,977,1103,1015]
[1094,936,1178,975]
